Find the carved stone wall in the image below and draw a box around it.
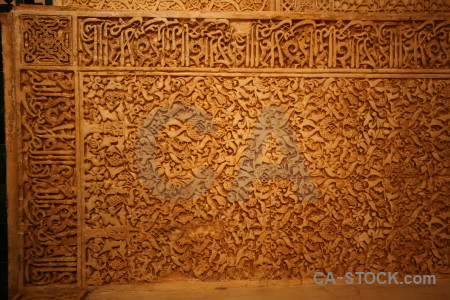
[82,75,450,285]
[63,0,450,12]
[3,3,450,296]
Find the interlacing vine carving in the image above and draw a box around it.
[82,75,450,284]
[11,7,450,294]
[65,0,270,11]
[284,0,450,12]
[64,0,450,12]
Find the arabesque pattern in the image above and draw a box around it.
[8,4,450,295]
[64,0,270,11]
[20,70,78,285]
[64,0,450,12]
[82,75,450,284]
[284,0,450,12]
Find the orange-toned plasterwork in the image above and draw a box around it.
[2,2,449,298]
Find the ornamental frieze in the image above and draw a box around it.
[79,18,450,69]
[63,0,450,13]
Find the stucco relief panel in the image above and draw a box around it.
[81,74,450,284]
[11,10,450,291]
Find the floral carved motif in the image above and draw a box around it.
[65,0,270,11]
[284,0,450,12]
[20,70,78,285]
[82,75,450,284]
[9,9,450,294]
[79,18,450,69]
[21,16,72,65]
[64,0,450,12]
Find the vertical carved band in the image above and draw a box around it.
[20,70,77,285]
[21,16,72,65]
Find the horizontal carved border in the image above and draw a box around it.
[78,18,450,70]
[63,0,450,12]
